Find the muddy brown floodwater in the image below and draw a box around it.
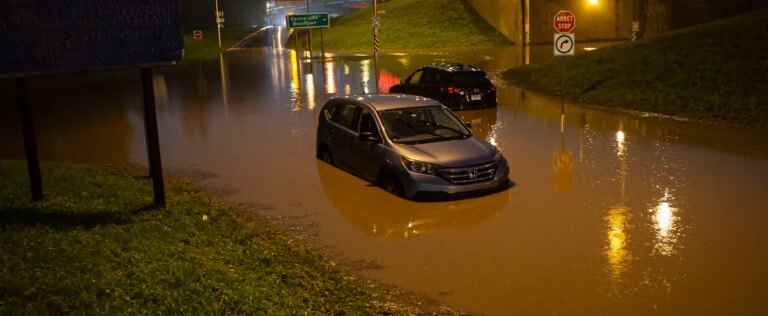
[1,28,767,315]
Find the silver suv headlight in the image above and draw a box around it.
[402,158,438,175]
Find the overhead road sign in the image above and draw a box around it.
[286,13,331,29]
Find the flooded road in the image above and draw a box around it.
[2,30,768,315]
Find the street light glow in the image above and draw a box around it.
[588,0,599,6]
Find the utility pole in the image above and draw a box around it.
[372,0,380,93]
[616,0,622,39]
[633,0,647,40]
[306,0,313,55]
[372,0,379,59]
[214,0,224,49]
[520,0,531,46]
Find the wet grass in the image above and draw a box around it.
[503,9,768,127]
[0,161,424,315]
[293,0,510,53]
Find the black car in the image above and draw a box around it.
[389,63,497,110]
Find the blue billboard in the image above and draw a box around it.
[0,0,183,77]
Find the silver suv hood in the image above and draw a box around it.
[393,137,497,168]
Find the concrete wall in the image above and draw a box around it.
[467,0,768,44]
[465,0,524,44]
[467,0,634,44]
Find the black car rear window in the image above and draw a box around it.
[450,71,490,86]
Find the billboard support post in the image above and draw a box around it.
[141,68,166,208]
[16,78,43,202]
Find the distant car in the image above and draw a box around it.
[316,95,509,200]
[389,63,497,110]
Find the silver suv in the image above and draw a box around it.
[316,95,510,200]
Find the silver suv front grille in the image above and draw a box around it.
[438,161,497,185]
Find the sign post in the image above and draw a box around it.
[553,10,576,120]
[214,0,224,49]
[16,78,43,201]
[141,68,166,207]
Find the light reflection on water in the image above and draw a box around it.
[304,73,316,110]
[288,48,301,111]
[652,189,680,256]
[553,111,574,192]
[360,59,372,94]
[607,206,630,283]
[324,61,336,94]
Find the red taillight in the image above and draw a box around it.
[447,87,457,94]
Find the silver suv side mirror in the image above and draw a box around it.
[359,131,381,143]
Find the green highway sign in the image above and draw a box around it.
[286,13,330,29]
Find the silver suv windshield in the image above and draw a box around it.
[378,106,471,144]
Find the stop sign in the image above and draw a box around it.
[553,10,576,33]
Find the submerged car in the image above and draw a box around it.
[389,63,497,110]
[316,94,509,200]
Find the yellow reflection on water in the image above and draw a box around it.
[606,206,629,281]
[304,73,316,110]
[324,61,336,94]
[553,113,573,192]
[289,49,300,94]
[276,27,283,50]
[616,130,626,157]
[652,190,679,256]
[361,59,371,94]
[289,49,302,111]
[317,161,509,239]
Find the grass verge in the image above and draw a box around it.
[503,9,768,127]
[0,161,424,315]
[293,0,510,54]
